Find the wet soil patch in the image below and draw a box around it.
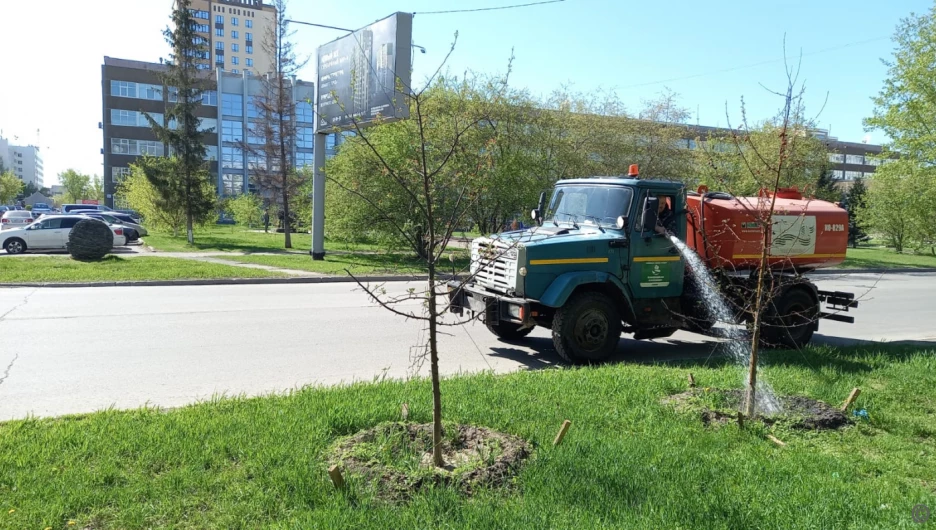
[664,388,851,430]
[330,422,531,501]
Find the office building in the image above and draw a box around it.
[182,0,277,76]
[1,137,44,189]
[102,56,342,209]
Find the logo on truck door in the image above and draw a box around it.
[640,261,672,287]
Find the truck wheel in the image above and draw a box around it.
[761,288,817,349]
[486,321,534,341]
[552,292,622,363]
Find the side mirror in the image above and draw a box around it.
[641,196,659,234]
[532,191,547,226]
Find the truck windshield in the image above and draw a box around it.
[545,185,633,228]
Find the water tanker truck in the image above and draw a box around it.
[448,166,858,363]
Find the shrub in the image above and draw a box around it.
[68,219,114,261]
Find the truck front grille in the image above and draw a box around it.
[471,239,520,294]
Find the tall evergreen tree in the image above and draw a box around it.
[145,0,216,244]
[845,176,868,248]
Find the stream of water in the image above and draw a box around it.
[669,235,782,415]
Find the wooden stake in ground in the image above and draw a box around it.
[688,373,696,388]
[767,434,787,447]
[327,465,345,490]
[841,387,861,412]
[553,420,572,446]
[737,411,744,430]
[401,403,409,421]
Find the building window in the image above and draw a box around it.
[231,43,239,52]
[110,80,136,98]
[326,134,337,151]
[222,146,244,169]
[205,145,218,161]
[296,151,313,168]
[222,120,243,143]
[216,41,224,51]
[246,19,252,28]
[827,153,844,164]
[193,23,209,32]
[216,28,224,36]
[296,101,313,122]
[111,109,163,127]
[845,154,864,165]
[844,170,862,181]
[191,9,209,19]
[215,14,223,24]
[866,156,882,166]
[246,45,253,54]
[222,93,243,116]
[202,90,218,106]
[246,101,259,119]
[246,58,253,67]
[245,32,252,42]
[297,127,314,148]
[831,170,845,180]
[111,138,164,156]
[231,30,239,39]
[231,17,239,26]
[231,56,239,65]
[112,167,131,183]
[221,173,244,196]
[215,56,224,66]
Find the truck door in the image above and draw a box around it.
[627,189,686,300]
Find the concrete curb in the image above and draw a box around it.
[0,275,438,288]
[809,268,936,275]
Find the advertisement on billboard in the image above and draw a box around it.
[316,12,413,131]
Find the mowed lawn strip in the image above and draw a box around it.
[212,252,471,276]
[0,256,286,282]
[839,247,936,270]
[0,344,933,529]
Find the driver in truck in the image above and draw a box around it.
[655,194,677,235]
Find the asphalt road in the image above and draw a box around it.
[1,272,934,420]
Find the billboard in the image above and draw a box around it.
[316,12,413,131]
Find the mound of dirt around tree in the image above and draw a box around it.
[664,388,851,430]
[331,422,531,500]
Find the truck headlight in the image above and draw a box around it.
[507,304,522,319]
[519,267,527,277]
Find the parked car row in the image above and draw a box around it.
[0,212,148,255]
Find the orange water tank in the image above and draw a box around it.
[684,188,849,272]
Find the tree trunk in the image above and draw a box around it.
[744,226,770,417]
[186,211,194,245]
[282,185,291,249]
[427,261,444,467]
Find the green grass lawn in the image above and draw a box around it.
[1,345,933,529]
[143,226,387,253]
[214,252,471,276]
[840,247,936,270]
[0,256,285,283]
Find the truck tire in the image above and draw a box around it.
[552,292,622,363]
[761,288,817,349]
[486,321,534,341]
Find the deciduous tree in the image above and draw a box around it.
[59,169,90,203]
[0,171,23,205]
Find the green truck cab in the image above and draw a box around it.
[447,175,856,363]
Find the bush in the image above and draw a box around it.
[226,193,263,228]
[68,219,114,261]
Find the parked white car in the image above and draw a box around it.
[0,215,126,254]
[1,210,35,231]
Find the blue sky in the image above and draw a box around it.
[0,0,927,185]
